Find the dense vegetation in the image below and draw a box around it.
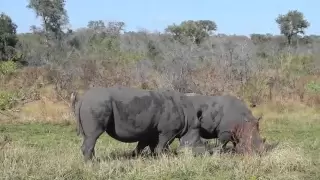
[0,1,319,179]
[0,1,319,110]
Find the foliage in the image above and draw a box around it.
[0,60,17,75]
[306,81,320,93]
[250,34,272,45]
[276,10,310,45]
[27,0,69,41]
[87,20,106,30]
[239,75,268,105]
[0,90,19,110]
[284,55,314,76]
[0,13,19,62]
[1,4,320,109]
[165,20,217,45]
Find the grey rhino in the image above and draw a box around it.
[70,86,205,161]
[184,93,278,155]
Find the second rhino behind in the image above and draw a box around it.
[184,93,276,155]
[71,86,206,162]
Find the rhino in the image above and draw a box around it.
[184,93,278,155]
[70,86,205,161]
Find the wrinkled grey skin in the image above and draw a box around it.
[71,86,204,162]
[184,93,278,155]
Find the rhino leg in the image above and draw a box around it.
[218,131,234,153]
[81,129,104,162]
[219,141,229,153]
[149,140,159,156]
[131,138,171,157]
[131,141,149,157]
[155,133,176,155]
[232,142,237,152]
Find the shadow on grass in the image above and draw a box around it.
[79,139,280,164]
[96,144,239,163]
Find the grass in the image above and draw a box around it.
[0,104,319,180]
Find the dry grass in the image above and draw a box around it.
[0,103,319,180]
[0,142,313,180]
[17,99,73,123]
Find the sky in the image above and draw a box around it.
[1,0,319,36]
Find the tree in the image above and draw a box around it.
[275,10,310,45]
[87,20,106,30]
[0,13,19,61]
[165,20,217,45]
[27,0,69,41]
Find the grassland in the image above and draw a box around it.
[1,6,320,179]
[0,102,319,180]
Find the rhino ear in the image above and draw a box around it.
[196,109,203,121]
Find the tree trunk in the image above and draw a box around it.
[287,34,292,45]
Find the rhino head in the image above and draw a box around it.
[235,115,278,155]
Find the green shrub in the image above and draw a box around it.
[305,81,320,93]
[282,55,313,76]
[238,75,269,105]
[0,60,17,75]
[0,90,19,110]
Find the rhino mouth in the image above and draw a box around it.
[234,136,280,155]
[263,141,280,153]
[253,141,280,155]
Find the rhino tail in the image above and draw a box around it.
[71,91,85,137]
[70,91,78,115]
[76,99,85,137]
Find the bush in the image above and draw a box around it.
[0,90,19,110]
[0,60,17,75]
[302,81,320,105]
[305,81,320,93]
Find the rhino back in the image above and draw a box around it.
[215,95,254,133]
[80,87,113,118]
[186,94,254,136]
[79,86,188,142]
[186,95,213,111]
[216,95,252,119]
[109,87,168,127]
[159,90,189,126]
[109,86,189,134]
